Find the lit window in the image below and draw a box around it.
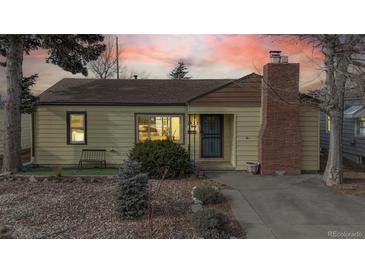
[67,112,87,144]
[327,115,331,132]
[136,114,183,143]
[356,117,365,137]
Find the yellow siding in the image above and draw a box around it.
[188,106,261,170]
[0,109,32,155]
[187,114,234,163]
[235,108,261,170]
[299,106,320,171]
[34,104,320,171]
[35,105,187,166]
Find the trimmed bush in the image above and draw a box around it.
[114,173,149,218]
[193,185,225,205]
[192,208,230,239]
[119,159,142,179]
[130,140,191,179]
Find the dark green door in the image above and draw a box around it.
[201,114,223,158]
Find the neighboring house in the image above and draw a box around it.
[33,52,320,174]
[320,89,365,163]
[0,108,32,156]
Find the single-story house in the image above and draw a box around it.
[0,108,32,156]
[320,88,365,164]
[33,51,320,174]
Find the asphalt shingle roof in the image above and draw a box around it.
[39,78,237,105]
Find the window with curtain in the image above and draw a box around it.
[136,114,183,143]
[67,112,87,144]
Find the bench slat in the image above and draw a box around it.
[78,149,107,168]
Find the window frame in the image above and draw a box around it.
[355,117,365,138]
[66,111,87,145]
[135,113,185,144]
[326,115,331,133]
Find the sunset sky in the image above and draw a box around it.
[0,34,325,96]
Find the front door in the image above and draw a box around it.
[201,114,223,158]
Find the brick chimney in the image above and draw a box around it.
[259,51,301,175]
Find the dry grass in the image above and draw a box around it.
[331,180,365,197]
[0,175,243,239]
[321,154,365,197]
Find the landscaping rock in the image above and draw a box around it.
[75,177,83,184]
[192,203,203,213]
[0,175,237,239]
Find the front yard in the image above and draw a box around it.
[0,175,243,239]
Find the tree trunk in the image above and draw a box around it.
[323,110,343,186]
[3,36,23,173]
[323,49,348,186]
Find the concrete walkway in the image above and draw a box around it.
[207,172,365,239]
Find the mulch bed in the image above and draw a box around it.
[0,175,243,239]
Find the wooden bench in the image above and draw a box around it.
[78,149,107,168]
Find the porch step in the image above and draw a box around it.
[196,161,235,171]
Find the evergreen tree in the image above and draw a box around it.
[0,35,105,172]
[20,74,38,114]
[169,60,191,79]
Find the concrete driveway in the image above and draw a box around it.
[207,172,365,239]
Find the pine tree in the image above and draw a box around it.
[0,35,105,172]
[169,60,191,79]
[21,74,38,114]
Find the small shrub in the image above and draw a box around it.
[114,173,149,218]
[192,208,231,239]
[130,140,191,179]
[193,185,225,205]
[119,159,142,179]
[0,225,13,239]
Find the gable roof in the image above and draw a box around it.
[38,77,247,106]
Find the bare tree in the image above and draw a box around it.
[298,35,365,185]
[89,36,124,79]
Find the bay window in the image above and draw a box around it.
[67,112,87,144]
[136,114,183,143]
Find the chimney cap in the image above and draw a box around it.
[269,50,282,63]
[269,50,282,54]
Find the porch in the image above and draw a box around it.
[187,113,236,171]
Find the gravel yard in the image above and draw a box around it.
[0,175,241,239]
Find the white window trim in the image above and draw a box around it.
[326,115,331,133]
[355,117,365,138]
[135,113,184,144]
